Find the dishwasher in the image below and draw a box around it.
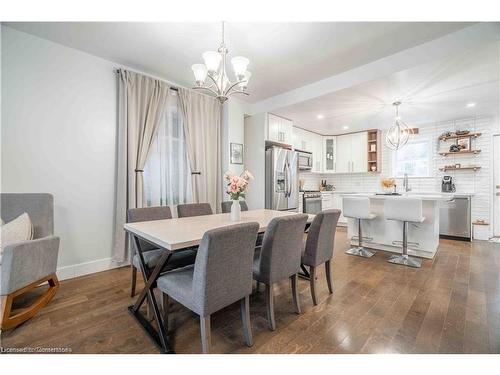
[439,196,471,241]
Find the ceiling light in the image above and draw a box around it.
[466,102,476,108]
[343,126,349,130]
[317,115,324,119]
[191,22,251,103]
[385,101,410,151]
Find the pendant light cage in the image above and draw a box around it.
[385,101,410,150]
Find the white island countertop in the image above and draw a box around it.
[340,192,454,200]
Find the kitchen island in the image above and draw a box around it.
[341,193,453,259]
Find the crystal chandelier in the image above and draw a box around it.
[191,22,251,103]
[385,101,410,150]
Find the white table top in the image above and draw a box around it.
[124,209,314,251]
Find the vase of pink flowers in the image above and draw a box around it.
[224,170,254,221]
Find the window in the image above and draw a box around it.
[143,91,192,207]
[392,139,431,178]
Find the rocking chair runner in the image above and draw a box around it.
[1,193,60,330]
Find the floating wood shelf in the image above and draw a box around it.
[439,132,482,141]
[438,150,481,156]
[472,220,489,226]
[439,166,482,172]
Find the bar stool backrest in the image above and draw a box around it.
[384,198,423,222]
[342,197,371,219]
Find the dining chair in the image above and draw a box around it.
[157,222,259,354]
[127,206,197,297]
[302,209,341,305]
[253,214,309,331]
[220,200,249,213]
[177,203,213,218]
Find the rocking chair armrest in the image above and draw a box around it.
[1,236,60,295]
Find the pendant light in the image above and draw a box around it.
[385,101,410,150]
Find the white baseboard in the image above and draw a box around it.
[57,257,129,281]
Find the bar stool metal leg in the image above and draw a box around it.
[346,218,375,258]
[387,221,422,268]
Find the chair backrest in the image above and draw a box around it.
[0,193,54,239]
[342,197,371,219]
[303,209,341,267]
[192,222,259,316]
[384,197,423,222]
[220,201,249,213]
[127,206,172,252]
[177,203,213,218]
[257,214,308,284]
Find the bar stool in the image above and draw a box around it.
[343,197,377,258]
[384,197,425,268]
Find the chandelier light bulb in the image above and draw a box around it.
[238,71,252,89]
[202,51,222,75]
[231,56,250,80]
[191,64,208,85]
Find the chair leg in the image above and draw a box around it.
[161,293,169,331]
[240,295,253,347]
[265,283,276,331]
[130,266,137,297]
[200,315,211,354]
[290,273,301,314]
[309,266,318,306]
[256,281,261,293]
[325,260,334,294]
[1,274,59,330]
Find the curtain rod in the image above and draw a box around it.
[114,68,179,91]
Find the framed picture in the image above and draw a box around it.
[457,137,470,151]
[230,143,243,164]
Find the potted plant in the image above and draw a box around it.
[224,170,254,221]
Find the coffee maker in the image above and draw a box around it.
[442,176,456,193]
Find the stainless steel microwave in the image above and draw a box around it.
[297,149,313,170]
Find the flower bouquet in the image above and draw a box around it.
[224,170,254,220]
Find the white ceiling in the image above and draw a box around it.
[274,43,500,134]
[4,22,472,102]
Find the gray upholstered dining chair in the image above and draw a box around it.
[1,193,60,330]
[127,206,197,297]
[157,222,259,354]
[177,203,213,218]
[220,200,249,213]
[302,209,341,305]
[253,214,308,331]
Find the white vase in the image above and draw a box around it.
[230,200,241,221]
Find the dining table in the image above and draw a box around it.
[124,208,314,353]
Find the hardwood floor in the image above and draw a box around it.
[1,229,499,354]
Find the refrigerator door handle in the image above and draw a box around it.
[283,162,289,198]
[287,162,292,197]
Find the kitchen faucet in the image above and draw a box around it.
[403,173,412,192]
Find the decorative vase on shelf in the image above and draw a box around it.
[230,200,241,221]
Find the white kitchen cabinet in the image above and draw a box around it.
[333,132,368,173]
[268,113,293,144]
[332,194,347,224]
[321,192,333,209]
[322,137,336,173]
[350,132,368,173]
[293,127,323,173]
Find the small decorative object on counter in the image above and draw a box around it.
[224,170,254,221]
[381,178,396,193]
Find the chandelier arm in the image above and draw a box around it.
[227,90,250,97]
[193,86,221,97]
[206,74,222,94]
[223,80,247,96]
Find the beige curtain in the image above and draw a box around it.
[113,70,170,262]
[178,88,222,213]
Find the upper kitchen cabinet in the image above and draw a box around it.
[293,127,323,173]
[323,136,336,173]
[268,113,293,144]
[334,132,368,173]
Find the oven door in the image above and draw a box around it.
[303,197,322,214]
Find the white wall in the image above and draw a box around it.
[221,97,249,176]
[1,26,120,279]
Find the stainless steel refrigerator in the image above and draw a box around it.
[265,146,299,211]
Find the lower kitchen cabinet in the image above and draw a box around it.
[331,193,347,224]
